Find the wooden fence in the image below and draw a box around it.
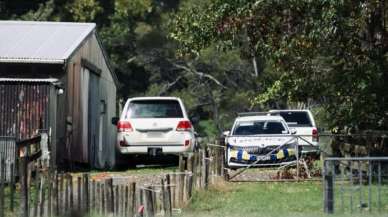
[0,143,225,217]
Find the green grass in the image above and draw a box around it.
[180,181,388,217]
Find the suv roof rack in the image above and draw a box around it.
[237,112,270,117]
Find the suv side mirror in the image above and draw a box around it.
[111,117,119,125]
[290,128,297,135]
[223,130,230,137]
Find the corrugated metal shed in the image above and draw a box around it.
[0,21,95,64]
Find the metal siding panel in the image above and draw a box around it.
[0,81,53,180]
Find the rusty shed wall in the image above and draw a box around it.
[65,32,117,168]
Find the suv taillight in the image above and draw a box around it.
[312,128,319,142]
[176,120,192,131]
[117,121,133,133]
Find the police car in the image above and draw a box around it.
[224,113,299,168]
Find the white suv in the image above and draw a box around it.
[114,97,196,155]
[269,109,319,154]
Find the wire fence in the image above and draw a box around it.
[323,157,388,214]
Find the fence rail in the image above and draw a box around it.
[0,144,225,217]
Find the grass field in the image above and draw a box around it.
[180,181,388,217]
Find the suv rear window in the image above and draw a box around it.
[273,111,312,127]
[127,100,183,118]
[233,121,287,135]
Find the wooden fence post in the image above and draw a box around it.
[186,172,193,201]
[77,176,82,212]
[101,182,106,215]
[106,178,114,214]
[59,173,64,216]
[114,185,119,215]
[96,182,101,215]
[0,157,5,217]
[69,174,74,213]
[91,179,96,212]
[163,175,172,217]
[83,174,90,214]
[129,182,136,217]
[170,174,176,209]
[54,172,59,217]
[39,175,46,217]
[47,172,53,217]
[33,172,40,217]
[20,156,29,217]
[143,186,154,217]
[324,161,334,214]
[64,174,69,212]
[9,162,15,212]
[124,185,129,217]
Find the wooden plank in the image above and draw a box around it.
[9,163,15,212]
[96,182,101,214]
[114,185,119,215]
[178,172,185,207]
[83,174,90,214]
[91,179,96,211]
[59,173,64,216]
[16,136,41,149]
[129,182,136,217]
[170,174,176,208]
[106,178,114,213]
[54,172,59,217]
[186,171,193,201]
[77,176,82,212]
[101,183,106,216]
[19,157,29,217]
[166,175,172,216]
[124,185,129,217]
[179,155,185,172]
[0,158,5,217]
[65,174,69,211]
[143,186,154,217]
[39,175,46,217]
[33,172,40,217]
[27,150,42,163]
[120,185,125,216]
[69,174,74,213]
[47,173,53,217]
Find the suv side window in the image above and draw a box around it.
[272,111,312,127]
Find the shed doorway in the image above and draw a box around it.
[80,67,101,166]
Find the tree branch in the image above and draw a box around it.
[173,63,227,89]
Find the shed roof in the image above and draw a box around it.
[0,21,96,64]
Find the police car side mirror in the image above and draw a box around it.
[223,131,230,137]
[290,128,297,135]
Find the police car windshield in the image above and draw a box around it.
[233,121,287,135]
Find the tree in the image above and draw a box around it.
[171,0,388,131]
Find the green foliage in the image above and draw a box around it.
[5,0,386,133]
[171,0,388,131]
[197,120,218,137]
[17,0,56,21]
[66,0,103,22]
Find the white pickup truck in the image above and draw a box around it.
[269,110,319,155]
[224,114,299,168]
